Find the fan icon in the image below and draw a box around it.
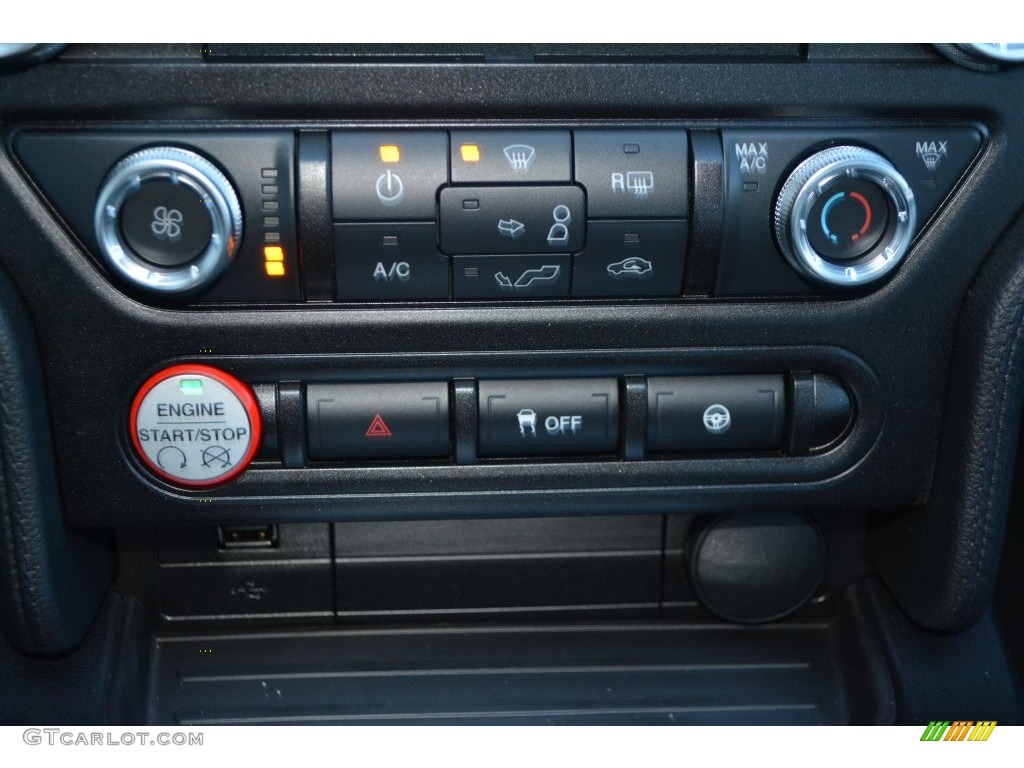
[151,206,183,242]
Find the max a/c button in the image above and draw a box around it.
[478,379,619,457]
[307,382,450,459]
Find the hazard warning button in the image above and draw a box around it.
[306,382,450,459]
[365,413,393,438]
[129,364,261,488]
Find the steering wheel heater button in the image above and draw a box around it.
[647,375,785,452]
[129,364,261,488]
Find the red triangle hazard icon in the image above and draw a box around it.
[365,413,393,438]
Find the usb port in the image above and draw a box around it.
[218,524,278,549]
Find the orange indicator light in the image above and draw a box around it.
[263,245,285,277]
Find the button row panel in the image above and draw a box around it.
[300,373,833,464]
[331,128,689,302]
[332,130,688,221]
[126,363,858,491]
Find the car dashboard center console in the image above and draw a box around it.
[5,120,983,520]
[1,44,1022,726]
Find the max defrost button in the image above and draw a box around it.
[478,379,619,456]
[307,382,450,459]
[130,364,262,488]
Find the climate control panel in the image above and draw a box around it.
[13,122,983,304]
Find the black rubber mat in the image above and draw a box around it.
[147,587,893,725]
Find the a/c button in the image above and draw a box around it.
[335,223,449,301]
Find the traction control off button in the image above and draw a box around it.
[130,364,262,488]
[478,378,619,457]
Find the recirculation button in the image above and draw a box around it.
[129,364,262,488]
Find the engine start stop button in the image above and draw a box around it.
[129,364,261,488]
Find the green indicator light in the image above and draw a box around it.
[179,379,204,396]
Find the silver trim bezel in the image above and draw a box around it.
[959,43,1024,64]
[93,147,242,295]
[776,147,916,288]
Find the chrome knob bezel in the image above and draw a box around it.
[774,145,916,288]
[93,147,242,296]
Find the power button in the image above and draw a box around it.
[129,364,261,488]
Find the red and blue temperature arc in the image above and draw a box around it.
[820,190,872,244]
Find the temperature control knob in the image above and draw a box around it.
[774,145,916,288]
[94,147,243,296]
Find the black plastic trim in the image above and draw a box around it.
[686,130,724,294]
[296,131,332,301]
[101,345,882,525]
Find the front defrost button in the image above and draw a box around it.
[450,130,572,183]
